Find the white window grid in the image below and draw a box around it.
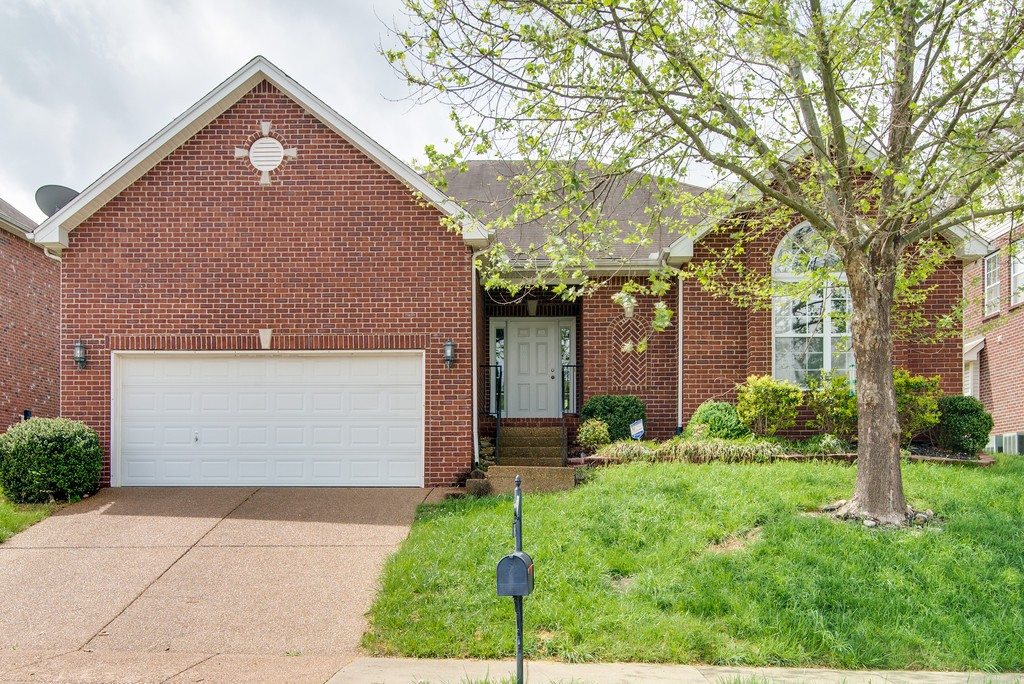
[984,252,1000,316]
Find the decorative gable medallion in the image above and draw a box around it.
[234,121,297,185]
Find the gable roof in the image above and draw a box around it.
[32,56,488,252]
[0,197,37,238]
[443,160,706,269]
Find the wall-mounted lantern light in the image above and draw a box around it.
[443,337,457,368]
[526,299,539,317]
[623,302,636,319]
[73,339,88,369]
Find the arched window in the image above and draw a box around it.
[772,224,854,386]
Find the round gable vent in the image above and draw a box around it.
[248,137,286,171]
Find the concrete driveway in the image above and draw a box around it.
[0,487,434,683]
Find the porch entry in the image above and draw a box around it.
[491,317,576,419]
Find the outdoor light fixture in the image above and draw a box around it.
[623,302,636,319]
[443,337,457,368]
[526,299,539,316]
[73,339,88,369]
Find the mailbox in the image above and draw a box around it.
[496,550,534,597]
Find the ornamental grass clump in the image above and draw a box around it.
[736,375,802,437]
[594,440,659,463]
[0,418,102,503]
[656,436,782,463]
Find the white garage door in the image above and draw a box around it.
[114,352,424,487]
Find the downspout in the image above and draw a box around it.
[471,249,484,465]
[43,248,62,263]
[676,279,684,434]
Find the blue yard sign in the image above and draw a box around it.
[630,419,645,440]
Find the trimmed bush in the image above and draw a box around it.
[894,369,943,446]
[595,440,659,463]
[936,395,993,455]
[736,375,803,437]
[580,395,646,442]
[576,418,611,453]
[0,418,103,503]
[686,401,749,440]
[805,371,858,441]
[656,436,783,463]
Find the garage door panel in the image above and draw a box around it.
[117,353,424,487]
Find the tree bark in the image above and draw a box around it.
[839,249,911,526]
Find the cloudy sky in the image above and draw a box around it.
[0,0,455,224]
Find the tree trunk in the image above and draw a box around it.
[839,252,911,526]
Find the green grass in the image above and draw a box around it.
[364,457,1024,671]
[0,490,56,542]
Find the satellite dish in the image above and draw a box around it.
[35,185,79,217]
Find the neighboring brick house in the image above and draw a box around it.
[0,197,60,428]
[963,218,1024,453]
[30,57,980,488]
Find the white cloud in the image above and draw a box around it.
[0,0,454,222]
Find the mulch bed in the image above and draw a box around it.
[571,450,995,468]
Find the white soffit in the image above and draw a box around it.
[33,55,488,251]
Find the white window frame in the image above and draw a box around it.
[1011,240,1023,308]
[984,252,1001,316]
[771,223,854,387]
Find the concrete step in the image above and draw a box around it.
[486,465,576,494]
[499,456,565,468]
[499,445,562,460]
[500,426,563,447]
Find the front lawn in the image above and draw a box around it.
[364,457,1024,671]
[0,490,56,543]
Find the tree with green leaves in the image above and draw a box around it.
[388,0,1024,525]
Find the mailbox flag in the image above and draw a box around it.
[630,419,645,440]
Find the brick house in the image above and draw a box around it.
[30,57,981,488]
[963,218,1024,453]
[1,198,60,429]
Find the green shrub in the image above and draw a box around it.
[580,395,646,442]
[576,418,611,453]
[894,369,943,446]
[686,401,749,440]
[0,418,103,503]
[736,375,803,437]
[936,395,993,455]
[655,436,783,463]
[595,440,659,463]
[805,371,858,441]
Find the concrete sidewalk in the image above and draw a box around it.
[330,658,1024,684]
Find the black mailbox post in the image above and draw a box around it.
[496,475,532,684]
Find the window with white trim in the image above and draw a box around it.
[1011,240,1023,307]
[984,252,1000,316]
[772,224,854,387]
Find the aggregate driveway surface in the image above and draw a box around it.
[0,486,431,683]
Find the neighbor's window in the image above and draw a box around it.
[772,224,853,387]
[1011,240,1023,307]
[984,252,1000,316]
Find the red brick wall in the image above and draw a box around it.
[60,81,474,486]
[964,231,1024,435]
[681,226,964,432]
[582,277,679,440]
[0,230,60,428]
